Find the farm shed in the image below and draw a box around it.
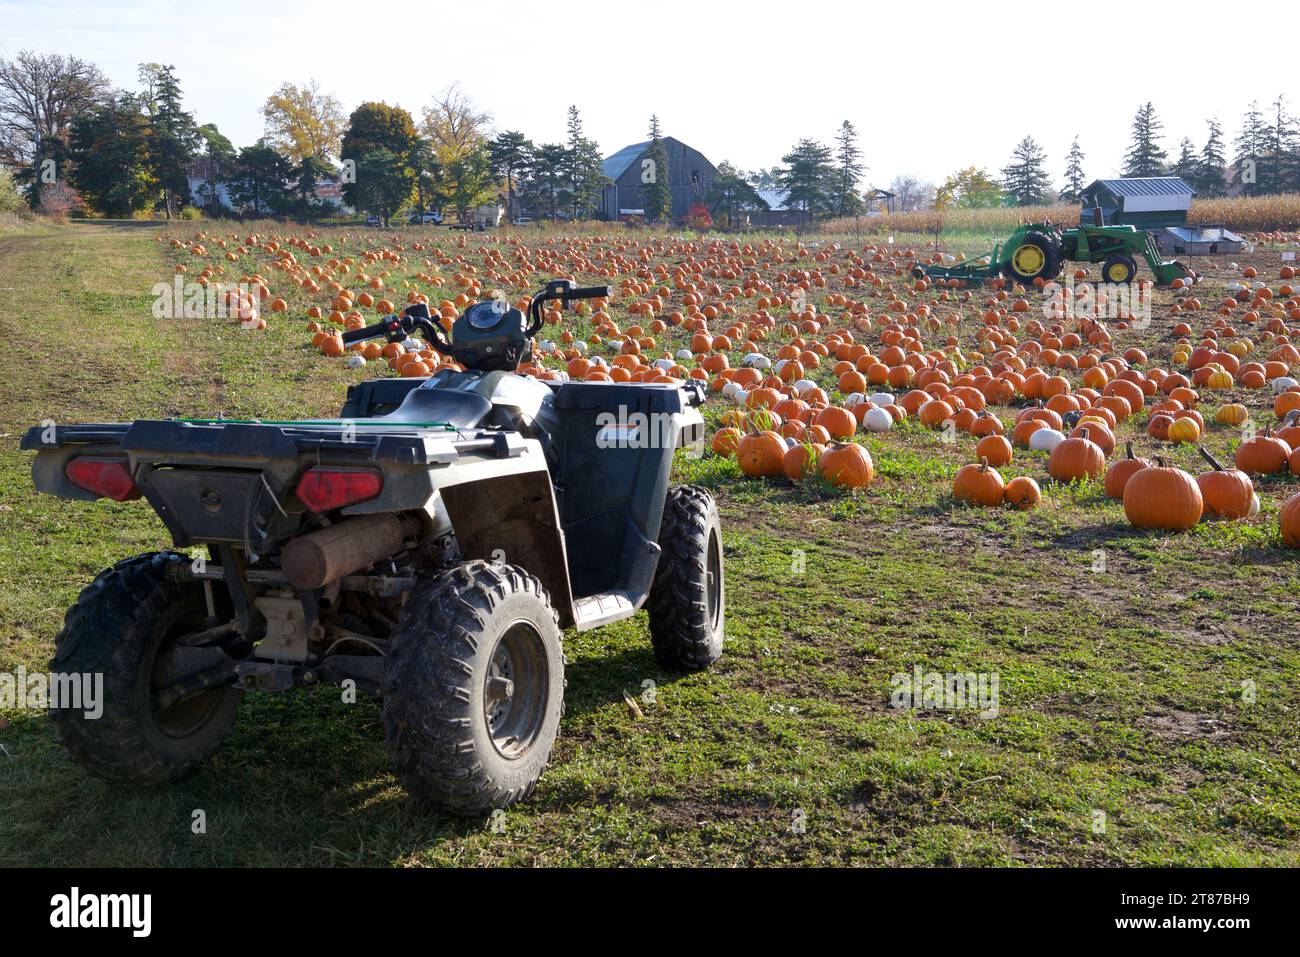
[1079,176,1194,229]
[600,137,717,221]
[746,189,804,228]
[1153,224,1246,256]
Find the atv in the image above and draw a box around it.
[22,280,724,815]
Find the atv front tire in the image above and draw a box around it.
[382,561,564,815]
[646,485,725,671]
[50,551,243,786]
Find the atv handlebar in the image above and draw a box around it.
[341,317,401,345]
[526,280,611,336]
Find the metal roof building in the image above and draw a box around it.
[600,136,716,221]
[1079,176,1194,228]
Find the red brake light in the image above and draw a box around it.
[65,457,141,502]
[295,468,383,511]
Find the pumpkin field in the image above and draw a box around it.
[1,219,1298,867]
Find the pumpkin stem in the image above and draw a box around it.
[1154,455,1169,469]
[1198,445,1227,472]
[1125,440,1135,460]
[978,455,989,471]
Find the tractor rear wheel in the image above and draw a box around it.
[1003,232,1061,286]
[646,485,725,672]
[382,561,564,815]
[1102,255,1138,284]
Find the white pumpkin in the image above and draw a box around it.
[573,341,589,355]
[1029,427,1066,452]
[792,379,818,395]
[843,391,866,407]
[743,353,771,370]
[732,388,749,406]
[653,358,675,371]
[721,381,744,400]
[346,354,366,368]
[675,348,693,361]
[870,392,895,407]
[862,407,894,433]
[1249,492,1261,518]
[1271,377,1298,394]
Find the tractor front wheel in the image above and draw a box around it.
[1102,255,1138,284]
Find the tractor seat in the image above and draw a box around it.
[370,385,493,429]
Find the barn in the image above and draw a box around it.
[1079,176,1194,229]
[600,136,716,221]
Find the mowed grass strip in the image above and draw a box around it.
[0,225,1296,866]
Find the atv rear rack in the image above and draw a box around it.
[20,420,528,465]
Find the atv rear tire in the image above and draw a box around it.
[646,485,725,671]
[382,561,564,815]
[1003,231,1062,287]
[49,551,242,786]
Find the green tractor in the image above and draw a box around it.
[914,222,1199,288]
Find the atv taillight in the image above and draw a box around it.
[295,468,383,511]
[65,457,141,502]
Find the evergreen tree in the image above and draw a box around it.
[1233,100,1266,195]
[67,93,155,217]
[776,138,836,225]
[523,143,567,220]
[1194,119,1227,197]
[138,64,199,217]
[225,141,293,217]
[487,130,533,223]
[1172,137,1199,182]
[1263,95,1300,193]
[1123,102,1167,177]
[705,161,767,228]
[1059,136,1086,202]
[643,115,672,222]
[1001,135,1051,206]
[833,120,865,216]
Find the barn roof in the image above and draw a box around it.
[603,140,651,181]
[1087,176,1194,199]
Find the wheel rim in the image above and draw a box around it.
[705,527,722,631]
[149,605,230,739]
[483,621,549,760]
[1011,244,1045,276]
[1108,262,1130,282]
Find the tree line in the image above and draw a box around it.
[2,51,1296,223]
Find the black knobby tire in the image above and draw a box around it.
[646,485,725,671]
[50,551,242,786]
[382,561,564,815]
[1102,255,1138,284]
[1003,231,1062,286]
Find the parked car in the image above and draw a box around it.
[409,211,444,225]
[365,214,380,227]
[513,217,534,226]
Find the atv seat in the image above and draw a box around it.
[370,384,493,428]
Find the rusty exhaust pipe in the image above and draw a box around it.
[281,514,421,590]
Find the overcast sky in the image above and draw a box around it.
[3,0,1293,189]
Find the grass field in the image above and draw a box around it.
[0,222,1297,867]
